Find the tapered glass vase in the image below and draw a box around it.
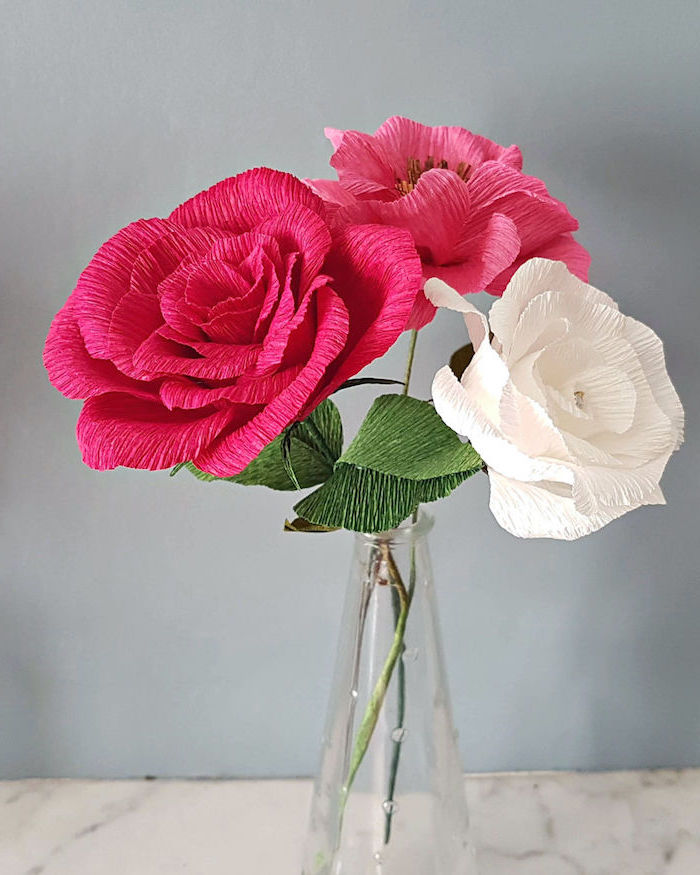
[302,514,477,874]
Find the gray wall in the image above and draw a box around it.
[2,0,699,778]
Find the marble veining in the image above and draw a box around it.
[1,770,698,874]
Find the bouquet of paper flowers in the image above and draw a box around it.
[44,117,684,872]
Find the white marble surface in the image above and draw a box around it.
[1,770,699,874]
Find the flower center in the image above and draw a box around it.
[395,156,473,195]
[573,390,585,410]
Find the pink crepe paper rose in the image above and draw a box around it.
[44,168,422,476]
[307,116,591,328]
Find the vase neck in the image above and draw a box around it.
[353,512,434,549]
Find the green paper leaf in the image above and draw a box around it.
[294,394,483,533]
[170,399,343,491]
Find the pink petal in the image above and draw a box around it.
[195,287,350,475]
[129,225,225,299]
[486,235,591,296]
[334,168,472,265]
[72,218,174,359]
[133,332,260,379]
[77,394,236,470]
[304,178,358,208]
[168,167,324,232]
[254,203,333,292]
[328,130,398,200]
[44,299,158,401]
[324,127,346,150]
[469,165,579,251]
[374,116,523,172]
[406,213,521,329]
[253,272,323,376]
[106,290,164,377]
[159,365,304,410]
[302,223,422,407]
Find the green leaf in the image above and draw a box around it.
[294,394,483,533]
[171,399,343,491]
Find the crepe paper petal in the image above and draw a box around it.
[466,166,579,262]
[424,277,490,346]
[105,291,164,377]
[77,394,236,471]
[305,224,422,409]
[253,276,319,376]
[489,259,618,355]
[443,212,522,290]
[132,332,261,379]
[304,178,358,209]
[328,130,397,199]
[169,167,324,232]
[486,232,592,296]
[43,300,158,401]
[324,127,347,151]
[335,169,472,265]
[432,363,572,485]
[488,470,633,540]
[406,211,522,329]
[621,317,685,449]
[572,456,671,517]
[128,226,225,301]
[374,116,523,173]
[159,364,305,411]
[194,287,350,476]
[255,204,333,292]
[71,218,174,359]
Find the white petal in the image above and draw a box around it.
[432,362,573,484]
[623,316,684,450]
[498,380,572,461]
[572,455,671,516]
[488,469,635,540]
[508,290,624,363]
[490,258,618,350]
[424,277,489,347]
[592,333,678,463]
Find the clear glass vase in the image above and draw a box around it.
[302,514,477,874]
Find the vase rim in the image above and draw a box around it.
[356,511,435,545]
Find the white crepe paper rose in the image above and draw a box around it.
[427,259,684,539]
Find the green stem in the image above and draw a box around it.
[383,330,420,843]
[338,328,421,837]
[402,329,418,396]
[339,544,409,816]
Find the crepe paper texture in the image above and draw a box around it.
[44,168,422,479]
[172,399,343,491]
[294,394,483,533]
[307,116,590,329]
[43,116,684,543]
[428,260,685,540]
